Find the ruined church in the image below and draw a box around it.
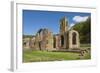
[23,17,80,51]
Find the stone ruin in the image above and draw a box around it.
[23,17,80,51]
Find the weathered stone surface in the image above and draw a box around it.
[23,37,31,49]
[68,30,80,49]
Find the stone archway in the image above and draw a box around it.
[68,30,80,49]
[72,32,77,45]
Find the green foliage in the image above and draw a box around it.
[80,44,91,48]
[73,17,91,44]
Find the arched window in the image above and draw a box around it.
[72,32,77,45]
[61,35,64,47]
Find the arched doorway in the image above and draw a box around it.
[72,32,77,45]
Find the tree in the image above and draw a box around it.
[72,17,91,44]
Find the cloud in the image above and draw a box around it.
[73,16,89,22]
[70,23,75,27]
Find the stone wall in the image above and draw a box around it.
[23,37,31,49]
[68,30,80,49]
[23,17,80,51]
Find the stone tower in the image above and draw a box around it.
[59,17,69,49]
[60,17,68,34]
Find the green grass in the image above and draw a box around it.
[23,49,91,63]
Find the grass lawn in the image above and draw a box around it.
[23,48,91,63]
